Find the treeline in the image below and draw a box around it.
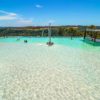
[0,25,98,37]
[0,28,44,36]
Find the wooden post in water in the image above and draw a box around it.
[84,29,87,40]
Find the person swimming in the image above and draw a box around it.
[24,40,28,43]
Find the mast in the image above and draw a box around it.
[48,23,51,42]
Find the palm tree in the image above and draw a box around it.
[63,28,68,36]
[68,27,77,39]
[58,27,65,36]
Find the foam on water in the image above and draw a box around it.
[0,37,100,100]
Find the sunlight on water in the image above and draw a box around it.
[0,37,100,100]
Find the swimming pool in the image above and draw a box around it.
[0,37,100,49]
[0,37,100,100]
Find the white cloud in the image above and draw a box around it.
[0,10,34,26]
[0,15,17,20]
[35,4,43,8]
[17,19,33,25]
[0,10,17,20]
[0,10,17,16]
[48,19,55,24]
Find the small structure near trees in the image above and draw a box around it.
[84,29,100,42]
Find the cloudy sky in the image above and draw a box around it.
[0,0,100,26]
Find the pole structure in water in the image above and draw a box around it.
[47,23,54,46]
[48,23,51,43]
[42,30,44,37]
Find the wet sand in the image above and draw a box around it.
[0,43,100,100]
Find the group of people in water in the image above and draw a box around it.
[16,38,54,46]
[16,38,28,43]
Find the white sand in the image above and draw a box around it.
[0,43,100,100]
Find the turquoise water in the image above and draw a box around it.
[0,37,100,50]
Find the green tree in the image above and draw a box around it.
[68,27,78,39]
[58,27,65,36]
[88,25,96,29]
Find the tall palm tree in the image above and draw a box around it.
[58,27,65,36]
[68,27,77,39]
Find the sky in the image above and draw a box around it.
[0,0,100,26]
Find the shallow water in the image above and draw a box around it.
[0,37,100,100]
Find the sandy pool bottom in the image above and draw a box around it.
[0,43,100,100]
